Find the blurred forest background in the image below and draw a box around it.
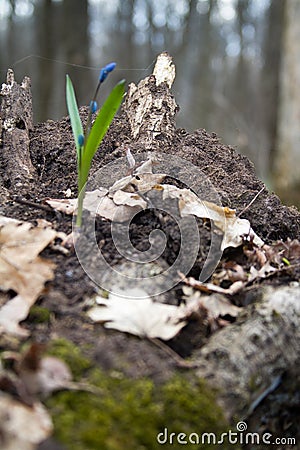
[0,0,299,206]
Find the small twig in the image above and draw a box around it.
[13,196,54,213]
[238,186,265,217]
[62,381,103,396]
[149,338,198,369]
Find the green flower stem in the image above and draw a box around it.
[66,71,125,228]
[76,185,85,227]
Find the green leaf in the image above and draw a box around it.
[79,79,125,191]
[66,75,83,158]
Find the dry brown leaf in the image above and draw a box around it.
[109,173,166,195]
[108,155,165,194]
[46,188,144,222]
[244,245,268,267]
[45,197,77,214]
[12,343,72,397]
[135,155,157,174]
[220,217,261,250]
[0,394,53,450]
[131,172,166,193]
[0,295,43,337]
[248,261,277,282]
[0,221,57,265]
[108,175,134,193]
[284,239,300,260]
[125,147,136,169]
[212,262,248,284]
[161,184,263,250]
[35,218,53,228]
[199,295,240,318]
[0,220,56,336]
[81,188,109,211]
[264,239,300,265]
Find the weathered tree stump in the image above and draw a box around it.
[0,69,35,188]
[124,52,178,149]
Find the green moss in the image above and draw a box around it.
[46,339,240,450]
[28,305,51,323]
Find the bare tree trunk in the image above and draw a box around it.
[274,0,300,192]
[262,0,284,175]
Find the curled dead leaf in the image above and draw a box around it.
[212,262,248,284]
[160,184,263,250]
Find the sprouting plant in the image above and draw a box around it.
[66,63,125,227]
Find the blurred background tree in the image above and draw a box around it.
[0,0,299,205]
[274,0,300,203]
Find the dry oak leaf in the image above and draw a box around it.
[0,219,56,336]
[87,289,187,340]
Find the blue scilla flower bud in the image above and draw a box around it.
[90,100,98,114]
[99,68,107,83]
[78,134,84,147]
[105,62,116,73]
[99,62,116,83]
